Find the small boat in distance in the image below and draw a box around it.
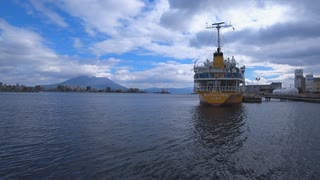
[193,22,245,106]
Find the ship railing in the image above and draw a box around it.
[194,72,244,79]
[195,86,241,92]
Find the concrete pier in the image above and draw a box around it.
[263,95,320,103]
[243,95,262,103]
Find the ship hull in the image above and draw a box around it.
[198,92,243,106]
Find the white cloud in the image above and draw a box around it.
[0,19,119,85]
[57,0,144,36]
[91,37,145,55]
[85,0,190,59]
[0,18,196,88]
[29,0,68,28]
[145,42,199,59]
[2,0,320,89]
[73,38,83,49]
[112,61,194,88]
[224,2,294,30]
[0,19,58,65]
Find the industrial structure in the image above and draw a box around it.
[294,69,320,94]
[294,69,305,93]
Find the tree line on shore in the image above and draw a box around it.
[0,83,144,93]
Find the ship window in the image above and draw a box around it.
[207,81,214,85]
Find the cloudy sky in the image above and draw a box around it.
[0,0,319,88]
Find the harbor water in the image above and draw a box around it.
[0,92,319,179]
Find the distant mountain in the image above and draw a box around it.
[42,76,127,90]
[143,87,193,94]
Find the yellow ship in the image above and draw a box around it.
[193,22,245,106]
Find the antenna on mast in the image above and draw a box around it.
[206,22,232,53]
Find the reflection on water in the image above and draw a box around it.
[180,105,250,178]
[192,105,248,150]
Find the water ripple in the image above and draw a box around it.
[0,93,320,179]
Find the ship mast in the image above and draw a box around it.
[206,22,232,53]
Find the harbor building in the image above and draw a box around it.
[314,78,320,93]
[294,69,305,93]
[305,74,314,93]
[245,82,282,95]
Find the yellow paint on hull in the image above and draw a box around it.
[198,92,243,106]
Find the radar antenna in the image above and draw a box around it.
[206,22,232,53]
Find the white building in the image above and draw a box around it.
[314,78,320,93]
[305,74,314,93]
[245,82,282,94]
